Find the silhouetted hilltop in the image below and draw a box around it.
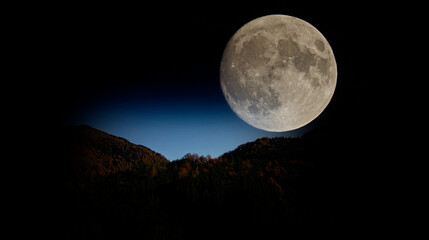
[62,125,344,239]
[62,125,168,180]
[222,137,306,161]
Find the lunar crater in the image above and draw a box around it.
[315,39,325,52]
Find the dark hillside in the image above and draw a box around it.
[62,125,168,180]
[61,125,355,239]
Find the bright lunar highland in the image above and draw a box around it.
[220,15,337,132]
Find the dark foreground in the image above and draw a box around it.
[59,125,370,239]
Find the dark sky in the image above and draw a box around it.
[57,2,369,160]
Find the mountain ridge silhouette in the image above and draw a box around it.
[60,124,373,239]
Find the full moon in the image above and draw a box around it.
[220,15,337,132]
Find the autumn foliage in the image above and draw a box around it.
[62,126,336,240]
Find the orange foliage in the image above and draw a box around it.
[268,177,282,192]
[178,167,189,179]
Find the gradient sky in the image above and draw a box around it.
[65,71,315,160]
[59,3,364,160]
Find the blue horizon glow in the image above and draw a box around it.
[67,88,312,160]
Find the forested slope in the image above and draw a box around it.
[62,126,341,239]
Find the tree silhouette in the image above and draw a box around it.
[62,125,337,240]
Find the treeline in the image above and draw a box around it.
[62,126,336,239]
[62,125,168,180]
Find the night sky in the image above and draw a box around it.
[58,3,369,160]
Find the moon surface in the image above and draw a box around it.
[220,15,337,132]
